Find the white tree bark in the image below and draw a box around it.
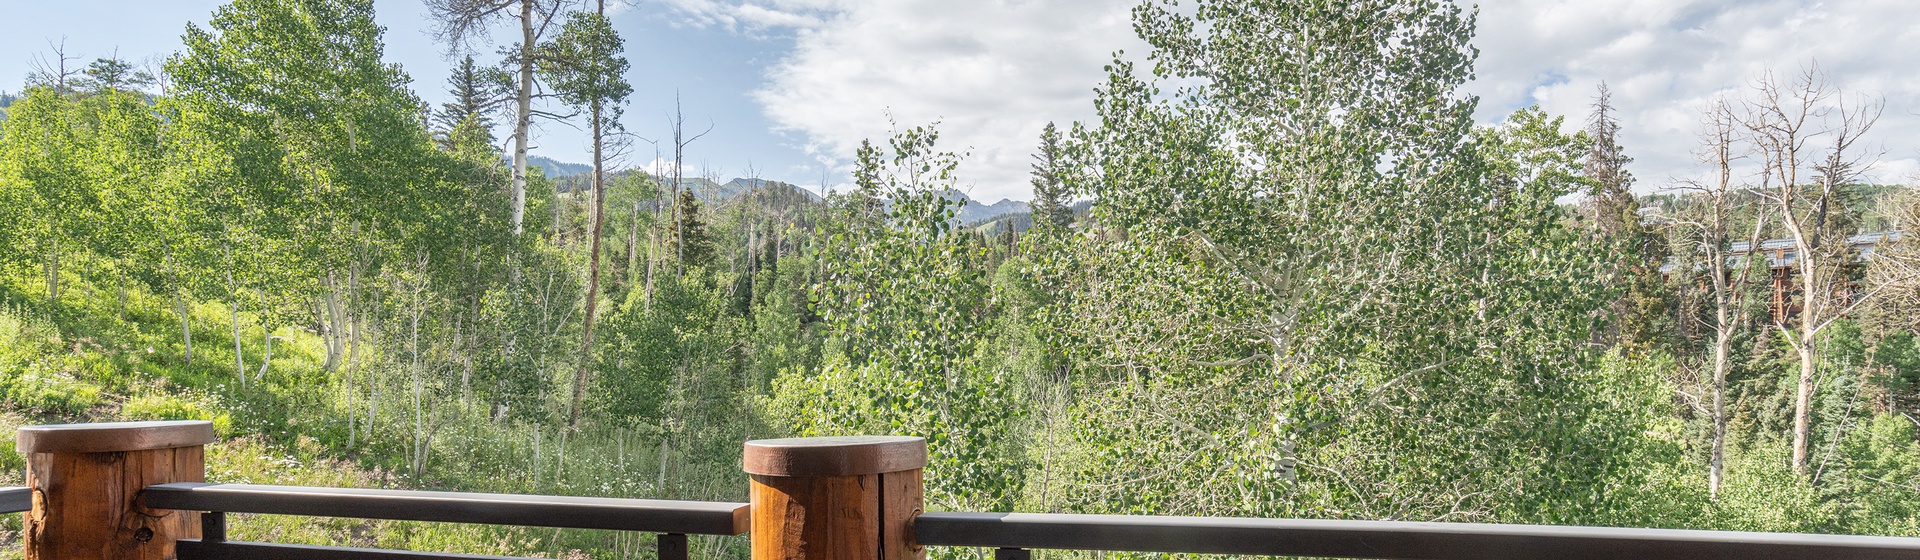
[508,0,535,236]
[223,244,247,390]
[164,247,193,365]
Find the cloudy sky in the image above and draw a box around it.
[6,0,1917,201]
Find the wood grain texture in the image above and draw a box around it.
[743,437,926,477]
[879,469,923,560]
[17,421,215,454]
[26,446,205,560]
[747,436,928,560]
[751,474,880,560]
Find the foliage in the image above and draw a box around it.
[1028,122,1073,230]
[773,124,1025,512]
[1022,0,1645,525]
[7,1,1920,559]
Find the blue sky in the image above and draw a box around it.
[1,0,826,194]
[6,0,1919,201]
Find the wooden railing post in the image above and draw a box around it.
[745,436,926,560]
[17,420,216,560]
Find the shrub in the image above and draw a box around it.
[0,370,101,417]
[122,393,233,435]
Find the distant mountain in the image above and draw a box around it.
[970,199,1093,236]
[562,174,823,205]
[937,189,1030,225]
[523,156,591,178]
[720,178,822,202]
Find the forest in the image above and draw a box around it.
[3,0,1920,558]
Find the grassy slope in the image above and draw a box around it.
[0,261,741,559]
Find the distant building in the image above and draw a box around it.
[1661,232,1904,321]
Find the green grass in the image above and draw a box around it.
[0,265,743,559]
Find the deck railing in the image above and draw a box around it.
[0,486,27,514]
[913,512,1920,560]
[142,483,746,560]
[16,420,1920,559]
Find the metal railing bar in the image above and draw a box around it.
[914,511,1920,560]
[0,486,28,514]
[201,512,227,542]
[143,483,750,536]
[658,532,688,560]
[175,539,538,560]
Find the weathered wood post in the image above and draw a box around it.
[745,436,926,560]
[17,420,216,560]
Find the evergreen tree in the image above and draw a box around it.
[670,188,713,268]
[1584,83,1638,237]
[1584,83,1670,355]
[432,54,509,141]
[1029,121,1072,229]
[73,57,155,93]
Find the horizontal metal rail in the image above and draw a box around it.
[914,511,1920,560]
[142,483,749,535]
[0,486,28,514]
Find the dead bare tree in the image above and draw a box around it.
[1868,190,1920,333]
[665,95,714,277]
[1673,98,1768,497]
[26,37,81,93]
[1737,65,1884,475]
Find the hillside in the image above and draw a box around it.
[969,199,1092,235]
[938,189,1029,224]
[0,271,674,557]
[548,170,1033,226]
[524,155,592,178]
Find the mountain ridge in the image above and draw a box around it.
[534,157,1032,225]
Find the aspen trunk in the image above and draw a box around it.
[627,198,641,289]
[1791,241,1822,476]
[410,277,424,477]
[257,331,273,380]
[1710,328,1731,496]
[368,322,380,442]
[45,237,60,303]
[554,429,567,481]
[223,244,247,390]
[645,227,657,311]
[569,100,608,428]
[348,261,363,447]
[509,0,535,236]
[657,437,669,493]
[1792,329,1817,475]
[257,290,272,380]
[461,307,474,407]
[322,270,346,372]
[165,248,193,365]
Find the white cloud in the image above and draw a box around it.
[679,0,1143,201]
[670,0,1920,200]
[1470,0,1920,191]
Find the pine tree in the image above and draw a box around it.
[1584,83,1637,237]
[433,55,509,141]
[73,57,155,93]
[1030,121,1072,229]
[1583,83,1670,354]
[670,189,713,268]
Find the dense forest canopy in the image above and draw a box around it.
[3,0,1920,557]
